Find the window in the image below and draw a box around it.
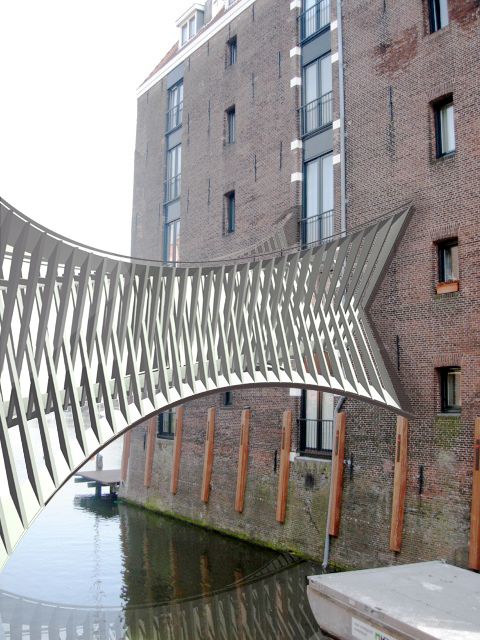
[225,191,235,233]
[429,0,448,32]
[298,390,334,458]
[165,145,181,202]
[167,82,183,131]
[165,219,180,263]
[158,410,176,439]
[302,54,333,135]
[438,239,459,282]
[434,97,455,157]
[180,12,201,45]
[302,153,334,245]
[181,23,188,44]
[300,0,331,42]
[226,106,236,144]
[440,367,461,413]
[223,391,233,406]
[227,36,237,66]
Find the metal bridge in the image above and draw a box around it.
[0,197,410,569]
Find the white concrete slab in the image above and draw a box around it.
[308,561,480,640]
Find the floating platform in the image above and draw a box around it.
[308,561,480,640]
[75,470,121,485]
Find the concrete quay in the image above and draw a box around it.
[308,561,480,640]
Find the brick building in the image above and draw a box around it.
[121,0,480,569]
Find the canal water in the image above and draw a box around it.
[0,438,327,639]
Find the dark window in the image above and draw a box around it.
[225,191,235,233]
[226,106,236,144]
[434,97,455,157]
[167,82,183,131]
[157,410,176,439]
[227,36,237,65]
[297,389,334,459]
[429,0,448,32]
[165,219,180,263]
[440,367,461,413]
[223,391,233,406]
[438,239,459,282]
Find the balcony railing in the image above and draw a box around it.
[297,418,333,459]
[166,102,183,132]
[298,0,330,43]
[300,91,333,136]
[301,209,334,246]
[164,174,181,203]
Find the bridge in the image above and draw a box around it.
[0,197,410,569]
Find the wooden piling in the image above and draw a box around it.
[389,416,409,552]
[276,410,292,524]
[120,429,132,483]
[201,407,216,503]
[468,417,480,570]
[170,406,184,495]
[329,411,346,537]
[235,409,251,513]
[143,417,157,488]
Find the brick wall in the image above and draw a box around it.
[329,0,480,568]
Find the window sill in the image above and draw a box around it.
[436,413,461,418]
[434,151,456,163]
[436,280,459,294]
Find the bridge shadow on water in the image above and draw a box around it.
[0,487,328,640]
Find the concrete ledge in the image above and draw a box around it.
[308,561,480,640]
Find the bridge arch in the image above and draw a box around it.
[0,197,411,568]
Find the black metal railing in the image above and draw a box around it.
[297,418,333,458]
[300,91,333,136]
[298,0,330,43]
[301,209,334,246]
[166,101,183,132]
[164,174,181,203]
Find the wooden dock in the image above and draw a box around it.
[75,469,121,496]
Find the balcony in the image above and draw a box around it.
[166,102,183,133]
[298,0,330,43]
[301,209,334,246]
[164,174,181,204]
[299,92,333,137]
[297,418,333,459]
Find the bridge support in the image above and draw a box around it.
[201,408,216,503]
[170,406,184,495]
[276,410,292,524]
[390,416,409,552]
[468,417,480,570]
[329,412,346,537]
[235,409,251,513]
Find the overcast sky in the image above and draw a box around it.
[0,1,193,255]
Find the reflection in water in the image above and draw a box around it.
[0,442,325,639]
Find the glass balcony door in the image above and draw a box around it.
[303,153,334,245]
[302,55,332,135]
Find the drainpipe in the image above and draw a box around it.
[322,394,346,570]
[336,0,347,235]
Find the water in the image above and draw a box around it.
[0,440,325,639]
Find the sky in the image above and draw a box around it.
[0,0,193,255]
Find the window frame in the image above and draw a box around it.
[226,106,236,144]
[428,0,449,33]
[439,367,461,414]
[165,218,180,264]
[157,410,176,439]
[227,36,237,66]
[167,81,184,132]
[438,238,459,283]
[223,391,233,406]
[433,96,455,158]
[225,191,236,234]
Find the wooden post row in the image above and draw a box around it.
[468,417,480,570]
[276,410,292,524]
[201,407,216,503]
[235,409,251,513]
[120,429,132,483]
[144,417,157,488]
[329,412,346,537]
[390,416,409,552]
[170,406,184,495]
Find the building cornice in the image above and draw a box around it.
[137,0,256,98]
